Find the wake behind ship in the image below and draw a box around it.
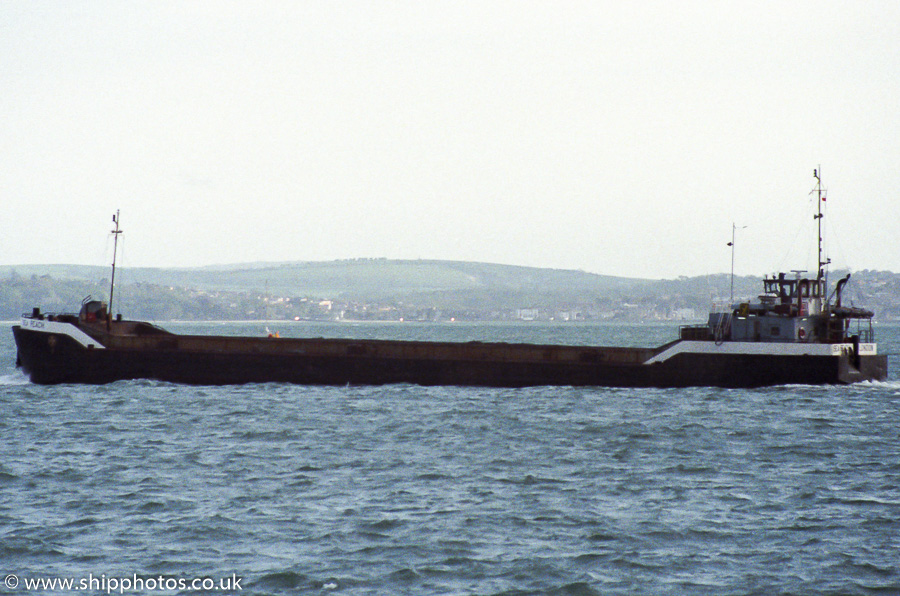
[11,172,888,387]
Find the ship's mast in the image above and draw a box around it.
[727,222,747,305]
[813,168,829,282]
[812,168,831,306]
[108,210,122,330]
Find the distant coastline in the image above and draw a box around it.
[3,260,899,322]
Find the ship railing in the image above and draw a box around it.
[840,318,876,344]
[679,324,711,341]
[857,319,875,344]
[709,300,734,314]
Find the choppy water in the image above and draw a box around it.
[2,321,899,595]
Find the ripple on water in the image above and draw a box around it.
[1,334,899,594]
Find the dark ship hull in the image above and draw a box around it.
[12,317,887,388]
[17,171,887,388]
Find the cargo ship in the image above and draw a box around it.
[11,173,888,387]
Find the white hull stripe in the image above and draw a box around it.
[19,318,106,349]
[644,340,876,365]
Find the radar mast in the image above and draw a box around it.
[108,210,122,330]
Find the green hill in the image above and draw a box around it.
[2,260,896,321]
[1,260,649,300]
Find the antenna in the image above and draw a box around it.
[811,167,831,299]
[812,167,830,280]
[108,210,122,331]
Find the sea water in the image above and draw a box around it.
[2,321,899,595]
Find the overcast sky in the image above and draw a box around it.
[2,1,898,279]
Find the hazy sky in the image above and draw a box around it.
[2,1,898,279]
